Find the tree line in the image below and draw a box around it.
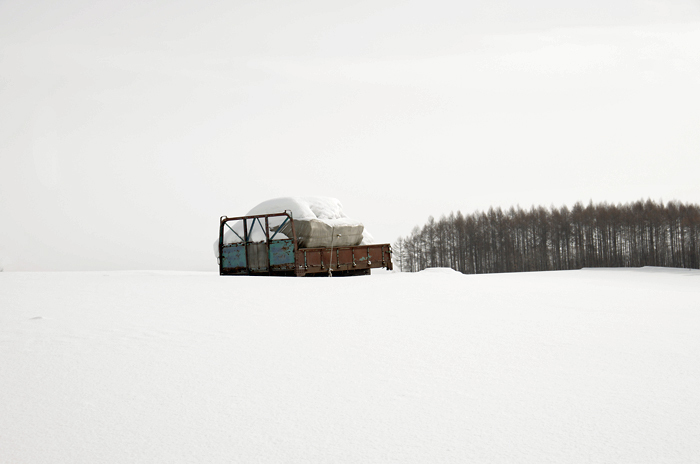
[393,200,700,274]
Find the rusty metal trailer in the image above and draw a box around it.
[218,212,392,276]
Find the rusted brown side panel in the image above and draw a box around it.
[294,244,392,276]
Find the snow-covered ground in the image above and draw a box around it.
[1,267,699,463]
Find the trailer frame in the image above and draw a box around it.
[218,212,392,276]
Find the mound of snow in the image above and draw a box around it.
[419,267,463,275]
[246,197,348,222]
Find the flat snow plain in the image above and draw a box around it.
[1,267,699,463]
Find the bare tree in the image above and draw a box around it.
[396,199,700,274]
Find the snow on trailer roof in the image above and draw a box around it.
[215,197,375,256]
[245,197,350,222]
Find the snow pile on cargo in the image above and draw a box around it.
[246,197,350,224]
[218,197,374,253]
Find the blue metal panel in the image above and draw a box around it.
[269,239,295,266]
[222,243,247,269]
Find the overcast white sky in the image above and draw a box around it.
[1,0,699,271]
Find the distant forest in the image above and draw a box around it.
[394,200,700,273]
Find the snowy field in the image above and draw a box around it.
[1,267,699,463]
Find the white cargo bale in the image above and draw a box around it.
[215,197,373,257]
[278,218,364,248]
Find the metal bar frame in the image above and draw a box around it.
[224,221,245,242]
[219,212,298,275]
